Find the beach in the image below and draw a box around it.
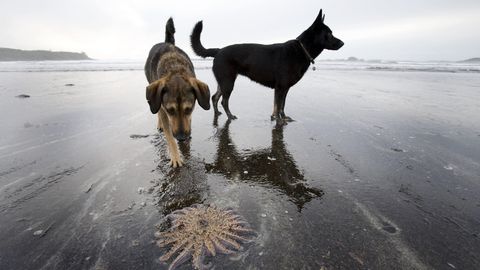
[0,61,479,269]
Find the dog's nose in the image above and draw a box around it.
[338,40,344,48]
[175,133,190,142]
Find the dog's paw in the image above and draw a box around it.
[227,114,237,120]
[169,156,184,168]
[282,115,295,122]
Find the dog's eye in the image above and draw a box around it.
[166,107,176,115]
[184,107,192,114]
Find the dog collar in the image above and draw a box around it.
[295,39,315,65]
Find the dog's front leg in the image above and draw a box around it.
[157,113,164,132]
[271,89,282,121]
[271,88,294,123]
[159,109,183,167]
[279,88,294,122]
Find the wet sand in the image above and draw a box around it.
[0,68,479,269]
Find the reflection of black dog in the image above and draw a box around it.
[191,9,344,122]
[207,118,324,210]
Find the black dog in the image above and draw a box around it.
[191,9,343,122]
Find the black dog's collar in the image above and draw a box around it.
[295,39,315,65]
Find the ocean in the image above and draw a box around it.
[0,59,479,73]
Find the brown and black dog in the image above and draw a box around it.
[145,18,210,167]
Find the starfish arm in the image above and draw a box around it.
[168,243,194,270]
[231,219,251,226]
[231,226,255,233]
[170,209,189,215]
[160,236,191,262]
[156,231,177,239]
[225,214,243,221]
[223,231,255,242]
[216,234,241,250]
[157,237,178,248]
[204,237,216,256]
[212,237,235,254]
[192,244,205,270]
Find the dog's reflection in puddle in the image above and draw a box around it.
[149,133,208,215]
[207,118,324,211]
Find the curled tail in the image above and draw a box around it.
[190,21,220,58]
[165,17,175,44]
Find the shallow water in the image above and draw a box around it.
[0,66,479,269]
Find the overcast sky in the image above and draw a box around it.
[1,0,479,61]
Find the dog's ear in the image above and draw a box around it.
[314,9,324,25]
[188,77,210,110]
[146,79,167,114]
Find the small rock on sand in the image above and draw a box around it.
[16,94,30,98]
[130,134,150,139]
[33,230,43,236]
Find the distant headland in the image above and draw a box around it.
[0,47,92,61]
[460,58,480,63]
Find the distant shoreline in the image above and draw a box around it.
[0,48,92,61]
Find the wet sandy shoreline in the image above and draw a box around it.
[0,69,479,269]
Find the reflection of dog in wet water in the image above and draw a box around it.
[207,118,324,210]
[145,18,211,167]
[191,9,343,122]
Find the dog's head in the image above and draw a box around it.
[310,9,344,51]
[146,74,210,141]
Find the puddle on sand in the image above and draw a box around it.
[205,119,324,211]
[141,117,328,269]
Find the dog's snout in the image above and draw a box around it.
[329,38,344,50]
[175,132,190,142]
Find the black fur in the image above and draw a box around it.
[190,9,344,121]
[144,17,193,84]
[165,17,175,45]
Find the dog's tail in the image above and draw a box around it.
[190,21,220,58]
[165,17,175,44]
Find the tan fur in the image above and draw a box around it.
[145,44,210,167]
[158,51,194,78]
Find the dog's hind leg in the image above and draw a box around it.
[217,77,237,120]
[221,88,237,120]
[212,85,223,115]
[214,63,238,119]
